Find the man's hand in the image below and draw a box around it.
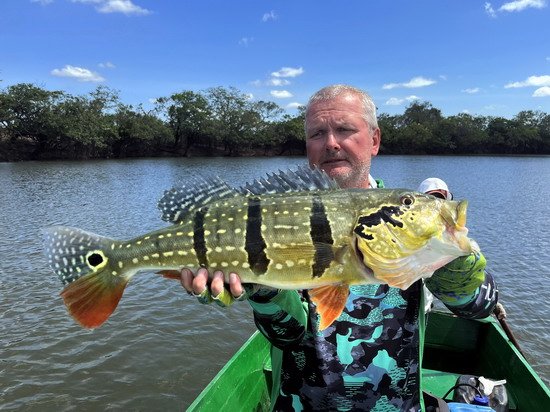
[180,268,245,307]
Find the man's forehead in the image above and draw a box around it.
[307,94,363,117]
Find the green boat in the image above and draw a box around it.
[188,310,550,411]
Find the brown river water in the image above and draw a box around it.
[1,156,548,410]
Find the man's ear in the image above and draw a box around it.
[371,127,381,155]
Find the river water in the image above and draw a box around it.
[1,156,549,410]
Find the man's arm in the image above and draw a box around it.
[247,289,309,349]
[425,251,498,319]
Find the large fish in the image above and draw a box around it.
[43,166,477,330]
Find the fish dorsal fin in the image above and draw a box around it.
[240,165,339,195]
[309,284,349,330]
[158,177,238,223]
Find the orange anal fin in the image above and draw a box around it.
[60,273,128,329]
[156,270,182,280]
[309,284,349,330]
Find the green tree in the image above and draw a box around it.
[205,86,254,155]
[158,90,212,155]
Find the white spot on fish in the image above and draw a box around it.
[235,228,242,234]
[242,262,250,269]
[112,271,118,276]
[143,256,150,261]
[177,251,187,256]
[226,246,235,251]
[275,263,283,270]
[152,253,160,258]
[163,251,174,257]
[118,261,124,268]
[215,247,223,253]
[217,229,226,234]
[232,260,239,266]
[286,260,295,268]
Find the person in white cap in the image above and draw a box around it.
[418,177,453,200]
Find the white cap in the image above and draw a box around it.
[417,177,453,200]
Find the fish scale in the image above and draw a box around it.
[43,166,477,330]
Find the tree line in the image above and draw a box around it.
[1,83,549,161]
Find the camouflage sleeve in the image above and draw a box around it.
[425,251,498,319]
[247,289,309,349]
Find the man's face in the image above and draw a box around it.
[305,93,380,189]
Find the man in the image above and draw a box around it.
[182,85,497,411]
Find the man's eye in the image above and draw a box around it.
[337,127,353,132]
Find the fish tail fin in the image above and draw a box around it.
[43,226,128,328]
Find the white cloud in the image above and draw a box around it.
[51,65,105,82]
[271,67,304,78]
[533,86,550,97]
[504,75,550,88]
[385,96,419,106]
[462,87,480,94]
[99,61,116,69]
[462,109,471,114]
[546,56,550,61]
[239,37,254,47]
[382,76,436,89]
[71,0,151,15]
[499,0,546,12]
[270,90,293,99]
[31,0,53,5]
[485,2,497,17]
[262,10,277,22]
[268,78,290,86]
[439,74,447,81]
[250,80,262,87]
[286,102,303,110]
[385,97,404,106]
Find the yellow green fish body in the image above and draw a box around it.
[43,167,476,329]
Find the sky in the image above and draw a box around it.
[1,0,550,118]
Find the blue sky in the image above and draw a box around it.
[1,0,549,118]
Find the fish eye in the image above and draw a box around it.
[400,195,414,206]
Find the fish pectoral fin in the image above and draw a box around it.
[309,284,349,331]
[156,270,182,280]
[61,272,129,329]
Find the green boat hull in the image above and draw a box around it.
[188,311,550,411]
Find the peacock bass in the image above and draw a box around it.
[43,166,477,330]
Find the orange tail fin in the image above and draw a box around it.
[61,273,129,328]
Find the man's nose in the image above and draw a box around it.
[325,131,340,151]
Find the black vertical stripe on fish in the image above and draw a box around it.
[310,195,334,278]
[245,197,270,275]
[193,207,208,267]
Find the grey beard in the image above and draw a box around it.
[332,164,371,188]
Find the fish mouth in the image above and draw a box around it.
[441,200,472,252]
